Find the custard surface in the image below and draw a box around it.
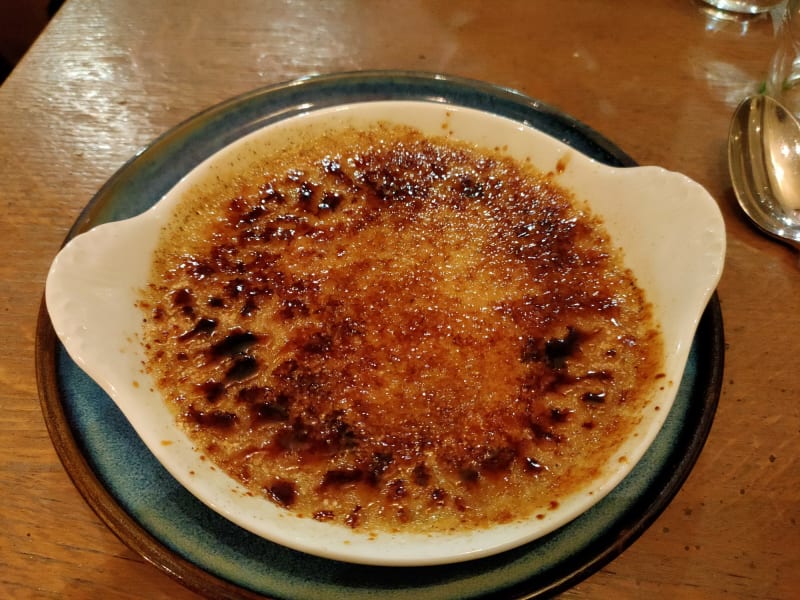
[139,124,662,533]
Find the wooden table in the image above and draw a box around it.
[2,1,797,598]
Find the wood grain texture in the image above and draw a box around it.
[1,0,798,598]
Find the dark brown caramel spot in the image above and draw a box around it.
[266,479,297,507]
[178,317,217,341]
[210,329,259,357]
[186,406,237,429]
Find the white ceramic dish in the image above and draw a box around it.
[45,100,725,566]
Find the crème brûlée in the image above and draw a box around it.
[137,123,663,534]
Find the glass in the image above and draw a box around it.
[767,0,800,114]
[699,0,784,13]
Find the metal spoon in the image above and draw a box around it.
[728,94,800,249]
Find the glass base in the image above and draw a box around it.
[699,0,782,14]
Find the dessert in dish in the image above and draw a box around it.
[138,122,663,534]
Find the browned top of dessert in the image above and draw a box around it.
[138,123,663,533]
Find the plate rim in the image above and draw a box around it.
[58,70,638,242]
[35,297,724,600]
[35,70,725,599]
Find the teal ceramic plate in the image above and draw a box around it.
[36,71,724,599]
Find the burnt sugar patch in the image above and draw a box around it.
[138,123,663,534]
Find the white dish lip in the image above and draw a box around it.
[45,100,725,566]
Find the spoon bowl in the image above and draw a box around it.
[728,94,800,248]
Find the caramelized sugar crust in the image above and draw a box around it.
[139,124,663,533]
